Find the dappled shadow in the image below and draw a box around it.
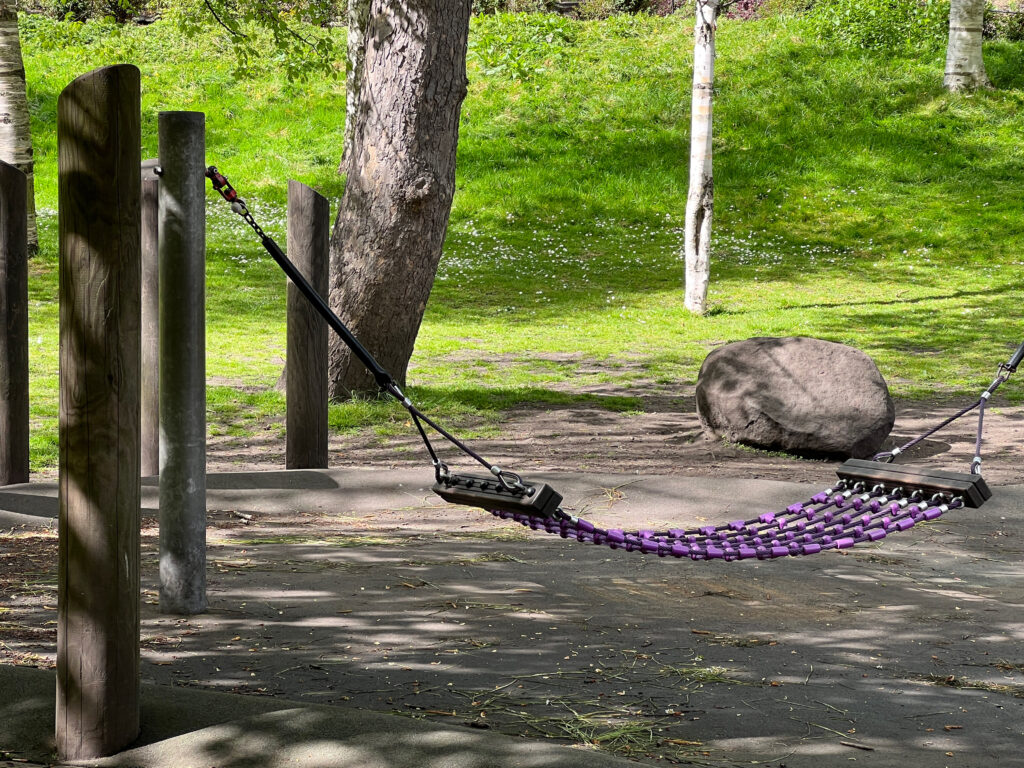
[440,32,1024,329]
[0,489,58,520]
[206,470,341,492]
[5,470,1024,765]
[712,280,1024,316]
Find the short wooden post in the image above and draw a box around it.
[286,180,329,469]
[140,159,160,477]
[56,64,141,760]
[0,160,28,486]
[158,112,207,615]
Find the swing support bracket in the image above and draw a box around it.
[433,473,564,518]
[836,458,992,508]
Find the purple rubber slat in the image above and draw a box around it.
[489,480,963,561]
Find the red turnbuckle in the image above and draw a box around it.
[206,165,239,203]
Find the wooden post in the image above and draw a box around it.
[56,64,141,760]
[286,180,329,469]
[158,112,207,615]
[0,160,28,486]
[140,159,160,477]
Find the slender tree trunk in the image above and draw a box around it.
[341,0,370,172]
[684,0,718,315]
[0,3,36,254]
[328,0,471,397]
[944,0,990,91]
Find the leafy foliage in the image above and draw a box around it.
[166,0,343,81]
[469,13,578,80]
[472,0,548,14]
[37,0,89,20]
[985,5,1024,41]
[808,0,949,51]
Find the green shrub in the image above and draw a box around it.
[38,0,148,22]
[809,0,949,51]
[985,5,1024,40]
[575,0,618,18]
[472,0,549,14]
[99,0,145,22]
[42,0,92,21]
[469,12,577,80]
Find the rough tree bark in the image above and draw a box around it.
[683,0,719,315]
[944,0,990,92]
[0,2,36,253]
[328,0,471,397]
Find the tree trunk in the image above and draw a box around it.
[0,2,37,254]
[684,0,718,315]
[328,0,471,398]
[944,0,990,92]
[342,0,370,172]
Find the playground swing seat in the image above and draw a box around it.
[207,166,1019,562]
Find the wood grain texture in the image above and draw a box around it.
[157,111,207,616]
[286,180,329,469]
[0,158,27,485]
[56,64,141,761]
[140,161,159,477]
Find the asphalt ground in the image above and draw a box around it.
[2,468,1022,767]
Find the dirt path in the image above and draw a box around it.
[207,390,1024,486]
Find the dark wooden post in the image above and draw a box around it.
[56,64,141,760]
[286,180,329,469]
[0,160,28,486]
[140,159,160,477]
[158,112,207,615]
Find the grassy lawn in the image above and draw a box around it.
[19,12,1024,472]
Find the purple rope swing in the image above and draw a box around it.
[490,481,962,561]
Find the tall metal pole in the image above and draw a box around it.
[56,64,141,760]
[0,159,28,486]
[158,111,207,615]
[286,180,329,469]
[140,158,160,477]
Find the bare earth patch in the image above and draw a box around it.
[206,382,1024,487]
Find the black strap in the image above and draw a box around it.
[874,342,1021,475]
[206,166,519,486]
[259,235,396,392]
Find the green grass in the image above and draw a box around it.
[18,12,1024,473]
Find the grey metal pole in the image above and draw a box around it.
[286,180,329,469]
[140,158,160,477]
[0,159,28,486]
[158,112,207,616]
[56,64,141,760]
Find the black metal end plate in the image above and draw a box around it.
[433,473,564,518]
[836,458,992,508]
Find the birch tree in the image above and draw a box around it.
[342,0,369,171]
[0,1,36,254]
[684,0,719,315]
[944,0,990,91]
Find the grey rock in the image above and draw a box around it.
[695,336,895,458]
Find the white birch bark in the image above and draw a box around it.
[944,0,990,91]
[341,0,370,173]
[684,0,718,315]
[0,2,35,253]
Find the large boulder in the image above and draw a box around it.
[695,337,895,459]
